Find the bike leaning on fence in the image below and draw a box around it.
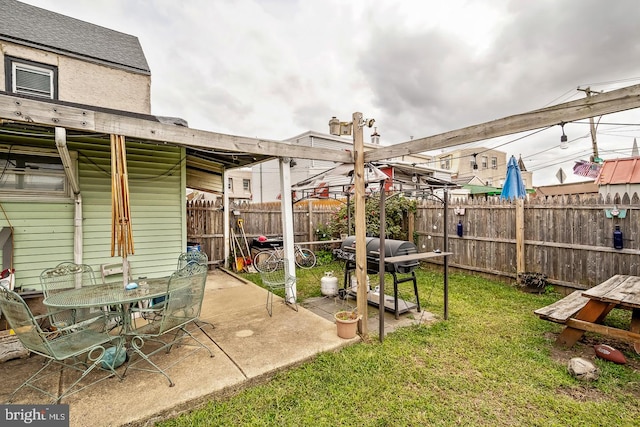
[253,245,316,272]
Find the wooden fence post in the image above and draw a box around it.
[516,198,525,283]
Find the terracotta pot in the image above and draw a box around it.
[334,311,360,339]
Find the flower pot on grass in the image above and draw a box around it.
[334,311,360,339]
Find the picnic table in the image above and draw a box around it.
[534,274,640,353]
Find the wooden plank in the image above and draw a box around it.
[582,275,631,300]
[0,93,353,163]
[556,299,613,347]
[565,318,640,343]
[365,83,640,162]
[597,275,640,308]
[384,251,453,264]
[534,290,590,323]
[631,308,640,353]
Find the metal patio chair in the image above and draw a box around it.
[258,258,298,317]
[40,262,107,329]
[0,287,123,403]
[123,262,215,386]
[177,250,208,270]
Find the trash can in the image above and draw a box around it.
[187,242,201,252]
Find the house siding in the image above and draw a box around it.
[0,137,185,291]
[0,42,151,114]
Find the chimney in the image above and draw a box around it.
[371,127,380,145]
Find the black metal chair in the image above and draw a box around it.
[0,287,123,403]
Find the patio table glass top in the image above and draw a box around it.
[43,277,169,308]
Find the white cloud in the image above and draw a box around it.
[20,0,640,185]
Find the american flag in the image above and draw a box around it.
[573,160,601,178]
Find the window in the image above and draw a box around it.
[439,155,451,169]
[242,179,250,191]
[481,156,488,169]
[491,157,498,169]
[227,177,233,190]
[5,57,57,99]
[0,148,72,199]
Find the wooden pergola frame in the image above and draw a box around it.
[1,83,640,335]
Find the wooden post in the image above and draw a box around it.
[308,200,314,242]
[353,112,368,335]
[408,209,415,243]
[516,198,525,283]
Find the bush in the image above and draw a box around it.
[327,192,416,240]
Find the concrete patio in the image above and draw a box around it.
[0,268,435,426]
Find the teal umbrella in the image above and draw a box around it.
[500,155,526,200]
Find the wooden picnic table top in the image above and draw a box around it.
[582,274,640,309]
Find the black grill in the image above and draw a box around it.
[337,236,419,274]
[335,236,421,318]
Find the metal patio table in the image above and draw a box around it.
[43,277,170,333]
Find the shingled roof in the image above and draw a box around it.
[0,0,150,74]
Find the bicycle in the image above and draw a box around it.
[253,244,316,272]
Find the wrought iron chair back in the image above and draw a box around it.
[177,251,208,270]
[40,262,102,327]
[258,258,298,316]
[123,262,215,386]
[0,287,122,403]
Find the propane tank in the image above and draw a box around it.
[321,271,338,296]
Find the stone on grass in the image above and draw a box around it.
[567,357,599,381]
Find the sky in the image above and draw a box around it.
[21,0,640,186]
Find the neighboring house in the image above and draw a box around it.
[226,168,253,203]
[432,147,534,190]
[594,157,640,198]
[1,0,151,114]
[533,181,599,198]
[449,176,502,200]
[252,130,447,202]
[0,1,267,291]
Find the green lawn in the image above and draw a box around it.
[159,263,640,426]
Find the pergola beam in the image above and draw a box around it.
[0,94,353,164]
[365,83,640,162]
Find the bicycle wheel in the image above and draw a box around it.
[295,248,316,269]
[253,250,276,272]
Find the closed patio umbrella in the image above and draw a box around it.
[110,134,134,287]
[500,155,526,200]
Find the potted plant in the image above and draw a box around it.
[334,310,360,339]
[517,272,547,293]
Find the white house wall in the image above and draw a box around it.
[0,42,151,114]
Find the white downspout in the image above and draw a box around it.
[55,127,83,265]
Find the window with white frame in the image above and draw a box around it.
[439,155,452,169]
[0,148,72,199]
[481,156,488,169]
[491,157,498,169]
[5,57,57,99]
[242,178,250,191]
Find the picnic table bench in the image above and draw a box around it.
[535,275,640,353]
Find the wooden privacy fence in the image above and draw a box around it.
[417,192,640,291]
[186,200,341,265]
[188,192,639,291]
